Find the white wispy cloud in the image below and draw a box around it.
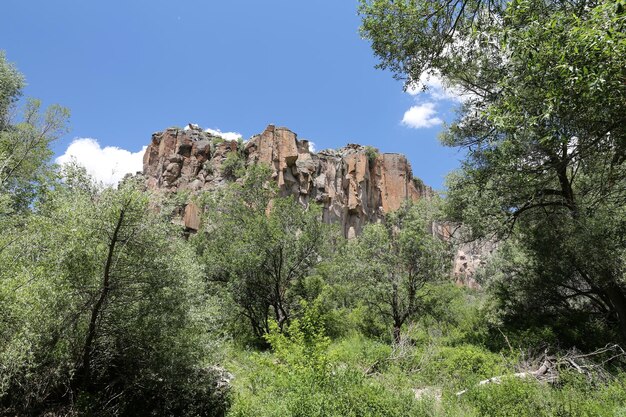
[308,141,316,153]
[56,138,146,186]
[406,71,467,103]
[402,103,443,129]
[401,70,479,130]
[204,128,242,141]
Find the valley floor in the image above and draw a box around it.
[218,301,626,417]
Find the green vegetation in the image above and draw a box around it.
[364,145,378,164]
[0,54,226,416]
[0,166,228,415]
[190,172,626,416]
[221,151,246,179]
[225,291,626,417]
[194,164,337,343]
[2,0,626,414]
[361,0,626,341]
[337,200,450,342]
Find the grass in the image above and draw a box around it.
[222,330,626,416]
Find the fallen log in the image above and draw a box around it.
[456,360,554,396]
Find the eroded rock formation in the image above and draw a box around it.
[432,223,496,288]
[143,124,431,238]
[141,123,490,285]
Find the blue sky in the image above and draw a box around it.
[1,0,462,189]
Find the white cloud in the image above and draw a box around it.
[308,141,316,153]
[402,71,462,131]
[402,103,443,129]
[184,123,200,131]
[56,138,146,186]
[183,123,243,141]
[204,128,242,141]
[407,71,466,103]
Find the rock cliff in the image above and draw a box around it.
[141,123,488,285]
[143,124,431,238]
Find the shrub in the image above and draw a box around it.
[412,176,425,190]
[221,152,246,179]
[364,146,379,164]
[228,304,434,417]
[463,373,626,417]
[203,160,214,175]
[424,344,507,390]
[264,300,332,376]
[465,377,547,417]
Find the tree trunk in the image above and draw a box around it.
[393,323,401,344]
[605,284,626,341]
[391,276,402,344]
[73,206,126,391]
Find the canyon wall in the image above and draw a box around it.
[141,123,490,284]
[142,124,431,238]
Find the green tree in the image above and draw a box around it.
[0,172,225,416]
[346,201,450,343]
[0,51,24,131]
[360,0,626,340]
[0,52,70,214]
[446,2,626,341]
[221,149,246,179]
[195,165,335,341]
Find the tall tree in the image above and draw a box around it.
[346,201,450,343]
[360,0,626,340]
[0,172,224,416]
[0,52,69,215]
[195,165,334,340]
[0,51,24,131]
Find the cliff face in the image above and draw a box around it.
[432,223,496,289]
[141,123,488,285]
[142,124,431,238]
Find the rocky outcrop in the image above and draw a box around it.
[142,123,493,285]
[432,222,496,289]
[143,124,432,237]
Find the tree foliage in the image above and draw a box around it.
[341,200,451,342]
[0,51,24,130]
[0,56,226,413]
[361,0,626,341]
[194,165,336,342]
[0,52,69,220]
[0,173,225,415]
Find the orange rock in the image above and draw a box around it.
[183,202,201,231]
[140,123,492,287]
[142,124,433,237]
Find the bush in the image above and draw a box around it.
[412,176,425,190]
[228,360,433,417]
[364,146,379,164]
[228,304,434,417]
[463,372,626,417]
[203,160,214,175]
[423,344,507,390]
[465,377,547,417]
[221,152,246,179]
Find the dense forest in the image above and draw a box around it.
[1,0,626,415]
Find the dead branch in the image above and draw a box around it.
[456,344,625,396]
